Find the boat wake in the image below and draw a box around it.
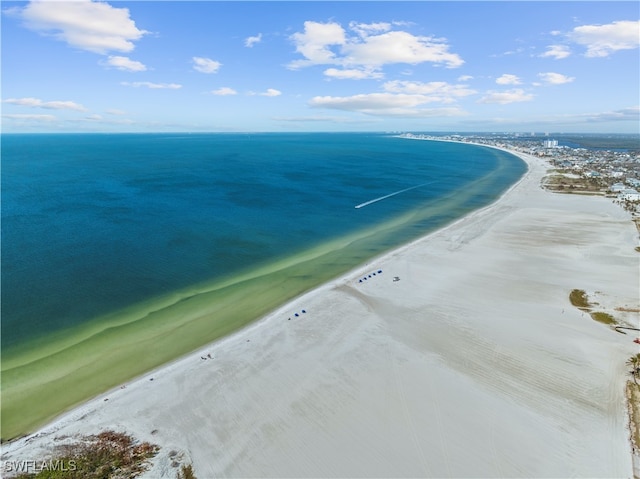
[355,182,434,209]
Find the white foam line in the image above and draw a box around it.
[355,182,433,209]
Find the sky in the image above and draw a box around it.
[1,1,639,133]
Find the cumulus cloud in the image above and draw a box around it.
[211,87,237,96]
[309,92,467,117]
[8,0,148,54]
[477,89,534,104]
[121,81,182,89]
[343,31,464,68]
[288,20,463,77]
[289,21,346,68]
[457,75,474,82]
[568,20,640,57]
[3,97,87,111]
[245,33,262,47]
[105,55,146,71]
[537,72,575,85]
[192,57,221,73]
[308,78,475,117]
[496,74,522,85]
[540,44,571,59]
[496,73,522,85]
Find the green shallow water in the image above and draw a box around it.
[1,140,525,441]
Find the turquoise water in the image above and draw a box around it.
[1,133,526,352]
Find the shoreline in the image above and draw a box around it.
[3,145,638,477]
[1,137,525,442]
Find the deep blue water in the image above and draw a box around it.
[1,133,526,350]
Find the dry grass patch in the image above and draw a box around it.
[569,289,619,326]
[569,289,591,309]
[543,172,604,195]
[616,306,640,313]
[11,431,159,478]
[589,311,617,325]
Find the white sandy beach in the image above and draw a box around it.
[3,149,639,478]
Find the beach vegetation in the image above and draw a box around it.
[569,289,591,309]
[176,464,197,479]
[11,431,158,479]
[627,354,640,387]
[589,311,617,325]
[626,380,640,457]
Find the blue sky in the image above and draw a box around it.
[2,1,639,133]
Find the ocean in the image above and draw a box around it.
[1,132,526,439]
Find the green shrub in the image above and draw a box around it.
[569,289,590,309]
[590,312,617,325]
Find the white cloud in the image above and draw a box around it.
[3,97,87,111]
[3,113,57,121]
[273,115,376,124]
[9,0,148,54]
[324,68,383,80]
[496,74,521,85]
[289,21,346,68]
[245,33,262,47]
[260,88,281,97]
[308,79,474,118]
[309,92,467,117]
[457,75,474,82]
[105,55,146,72]
[343,31,464,68]
[568,20,640,57]
[585,106,639,122]
[192,57,221,74]
[211,87,237,96]
[478,89,534,104]
[492,47,525,58]
[348,21,391,37]
[382,80,476,102]
[40,100,87,111]
[537,72,575,85]
[288,20,463,75]
[3,97,42,107]
[540,44,571,60]
[121,81,182,89]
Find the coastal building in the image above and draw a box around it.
[618,187,640,202]
[543,139,559,148]
[619,191,640,202]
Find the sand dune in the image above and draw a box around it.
[3,150,638,478]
